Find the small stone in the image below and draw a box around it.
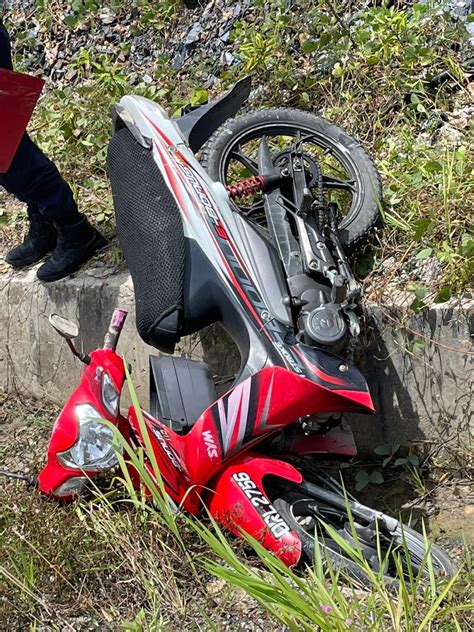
[437,124,465,147]
[464,505,474,516]
[99,8,116,25]
[206,578,226,595]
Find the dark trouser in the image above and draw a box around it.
[0,20,78,224]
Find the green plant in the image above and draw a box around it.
[372,443,429,497]
[8,0,472,295]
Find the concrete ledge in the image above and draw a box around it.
[0,265,206,407]
[350,302,473,453]
[1,265,472,454]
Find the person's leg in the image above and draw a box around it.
[0,20,13,70]
[3,136,107,275]
[1,22,58,265]
[1,20,106,279]
[1,133,81,224]
[3,136,107,278]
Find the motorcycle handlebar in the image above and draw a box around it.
[103,309,128,351]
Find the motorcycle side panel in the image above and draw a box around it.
[127,365,373,514]
[205,451,303,567]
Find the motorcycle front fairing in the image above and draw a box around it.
[127,363,372,513]
[38,349,127,499]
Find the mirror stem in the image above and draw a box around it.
[66,339,91,365]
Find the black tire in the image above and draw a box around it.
[200,108,382,249]
[273,491,457,583]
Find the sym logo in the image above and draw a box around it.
[202,429,218,459]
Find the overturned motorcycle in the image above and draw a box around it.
[38,78,455,580]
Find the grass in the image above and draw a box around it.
[1,1,473,626]
[1,382,472,630]
[4,0,473,296]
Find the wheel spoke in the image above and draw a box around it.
[229,144,259,175]
[322,175,356,192]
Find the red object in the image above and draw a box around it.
[38,359,373,563]
[206,452,303,567]
[0,69,44,173]
[226,175,266,199]
[37,348,127,499]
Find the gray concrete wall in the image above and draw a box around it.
[0,265,472,454]
[350,302,473,454]
[0,265,207,407]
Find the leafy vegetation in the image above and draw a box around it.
[1,3,472,627]
[4,0,473,298]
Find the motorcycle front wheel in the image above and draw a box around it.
[273,488,457,583]
[201,108,382,249]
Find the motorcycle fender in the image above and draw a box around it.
[205,452,303,567]
[175,76,251,153]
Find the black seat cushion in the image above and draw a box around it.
[108,127,185,353]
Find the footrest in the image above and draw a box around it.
[149,356,217,434]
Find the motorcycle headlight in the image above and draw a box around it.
[101,372,119,417]
[58,404,118,471]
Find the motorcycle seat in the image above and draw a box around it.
[108,127,185,354]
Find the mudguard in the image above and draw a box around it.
[175,76,252,152]
[111,76,251,154]
[205,451,303,567]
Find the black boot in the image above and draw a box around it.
[37,216,107,282]
[5,210,57,268]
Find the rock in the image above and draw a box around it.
[437,123,465,147]
[447,105,474,130]
[99,8,117,25]
[411,256,443,283]
[206,578,226,596]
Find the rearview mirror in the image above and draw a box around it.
[49,313,79,340]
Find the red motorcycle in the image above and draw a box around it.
[38,78,455,579]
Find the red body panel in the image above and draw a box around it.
[125,365,372,513]
[205,452,303,567]
[282,419,358,458]
[38,350,126,496]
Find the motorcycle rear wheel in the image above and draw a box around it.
[200,108,382,249]
[273,490,457,583]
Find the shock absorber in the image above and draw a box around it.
[226,175,266,200]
